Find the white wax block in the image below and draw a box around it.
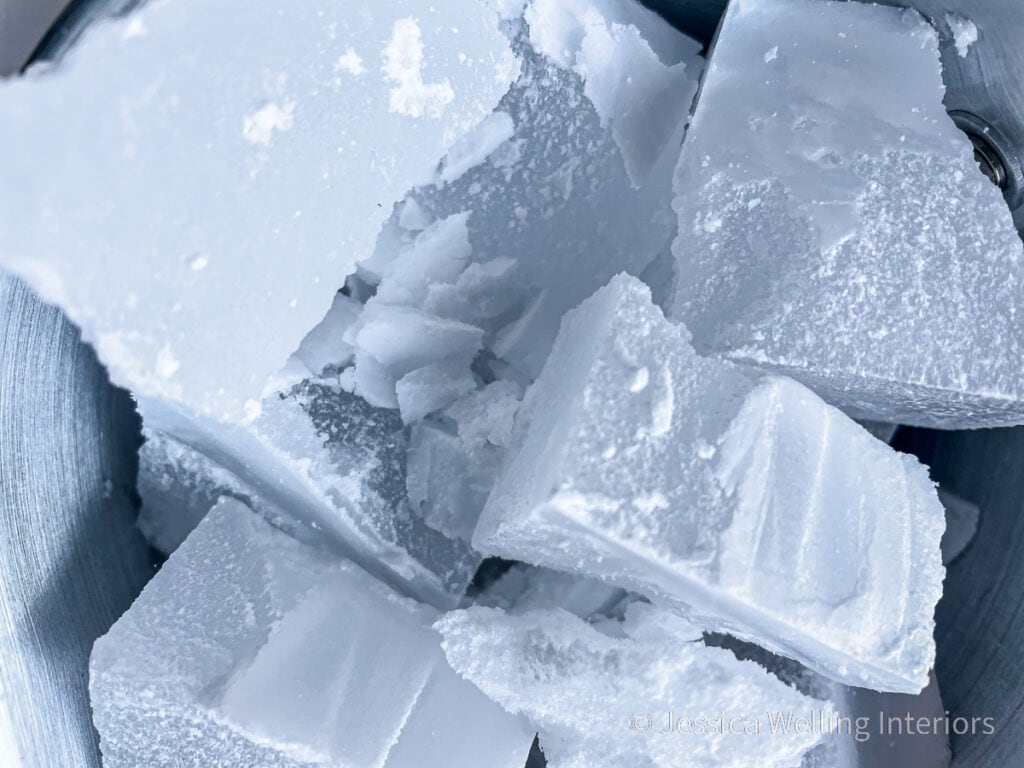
[939,488,980,565]
[475,274,945,692]
[368,214,473,306]
[396,362,477,424]
[381,648,532,768]
[293,293,362,376]
[0,0,516,425]
[406,422,500,542]
[420,257,522,328]
[438,112,516,185]
[445,380,522,448]
[91,499,534,768]
[349,304,484,409]
[528,0,701,184]
[436,605,829,768]
[671,0,1024,429]
[707,638,950,768]
[351,349,402,412]
[491,290,569,379]
[525,0,701,90]
[385,1,702,381]
[142,380,480,607]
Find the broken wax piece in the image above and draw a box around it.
[671,0,1024,429]
[476,274,945,693]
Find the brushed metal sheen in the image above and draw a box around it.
[0,272,155,768]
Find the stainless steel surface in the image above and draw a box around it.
[957,120,1008,190]
[641,0,728,47]
[896,426,1024,768]
[0,273,155,768]
[27,0,137,66]
[0,0,70,75]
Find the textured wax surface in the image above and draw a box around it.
[353,2,702,391]
[90,499,534,768]
[437,603,828,768]
[706,634,952,768]
[73,0,705,624]
[137,426,263,555]
[128,0,706,605]
[476,274,945,692]
[139,380,479,608]
[91,0,703,615]
[671,0,1024,429]
[0,0,516,424]
[0,0,989,764]
[0,270,154,767]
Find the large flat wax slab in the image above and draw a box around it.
[0,0,515,423]
[671,0,1024,429]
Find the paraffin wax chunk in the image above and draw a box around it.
[437,603,829,768]
[476,274,945,693]
[90,499,534,768]
[0,0,515,423]
[671,0,1024,429]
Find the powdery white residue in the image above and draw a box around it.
[946,14,978,58]
[764,45,778,63]
[650,366,674,437]
[548,489,622,523]
[243,398,263,422]
[383,18,455,119]
[335,48,366,76]
[242,100,295,146]
[486,0,527,21]
[438,111,515,184]
[121,17,147,40]
[633,492,669,514]
[696,440,716,460]
[629,366,650,393]
[156,344,180,380]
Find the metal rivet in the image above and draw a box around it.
[967,132,1008,190]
